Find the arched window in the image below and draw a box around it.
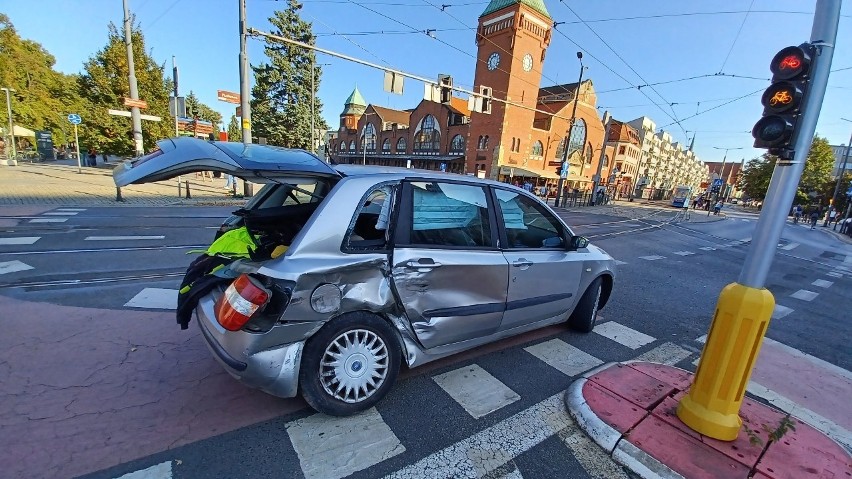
[477,135,484,149]
[413,114,440,153]
[362,123,376,151]
[531,140,543,156]
[450,134,465,153]
[382,138,391,153]
[340,141,346,152]
[585,143,594,164]
[396,137,407,153]
[349,140,356,152]
[483,135,489,149]
[567,118,587,156]
[602,155,609,167]
[554,137,566,159]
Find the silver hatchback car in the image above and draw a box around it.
[115,137,617,416]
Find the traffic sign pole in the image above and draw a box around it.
[74,124,81,174]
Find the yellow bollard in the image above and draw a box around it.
[677,282,775,440]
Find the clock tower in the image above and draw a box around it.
[466,0,552,179]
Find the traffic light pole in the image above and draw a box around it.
[554,53,583,208]
[677,0,842,441]
[589,112,612,205]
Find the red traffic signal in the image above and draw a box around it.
[770,46,811,81]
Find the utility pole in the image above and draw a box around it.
[826,118,851,227]
[590,111,612,205]
[123,0,144,156]
[707,146,742,215]
[677,0,841,441]
[239,0,252,145]
[554,52,583,208]
[1,87,15,160]
[172,56,180,137]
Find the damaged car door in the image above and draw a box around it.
[391,180,508,350]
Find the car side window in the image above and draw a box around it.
[408,181,492,248]
[494,189,565,249]
[346,185,395,250]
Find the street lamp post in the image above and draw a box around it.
[1,87,16,160]
[554,51,583,208]
[708,146,743,215]
[311,60,331,154]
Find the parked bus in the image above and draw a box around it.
[671,186,692,208]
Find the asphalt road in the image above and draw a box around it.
[1,204,849,479]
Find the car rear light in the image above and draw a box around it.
[215,274,271,331]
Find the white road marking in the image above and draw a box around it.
[699,246,716,251]
[740,237,752,242]
[494,469,524,479]
[812,279,834,288]
[771,304,794,319]
[780,242,800,250]
[0,260,34,275]
[846,255,852,264]
[29,218,68,223]
[42,212,78,216]
[790,289,819,301]
[0,237,40,245]
[123,288,178,310]
[827,271,843,278]
[287,407,404,479]
[835,265,850,272]
[56,208,86,211]
[524,339,603,377]
[433,364,520,419]
[84,235,166,241]
[558,427,630,479]
[615,260,628,265]
[746,381,852,451]
[695,334,707,343]
[593,321,656,350]
[634,342,693,365]
[384,394,571,479]
[673,251,694,256]
[638,255,665,261]
[114,461,172,479]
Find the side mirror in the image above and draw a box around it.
[569,236,589,250]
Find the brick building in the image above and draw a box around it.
[330,0,607,190]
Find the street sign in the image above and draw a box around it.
[67,113,82,125]
[123,98,148,109]
[236,105,242,117]
[846,186,852,198]
[108,109,161,122]
[712,178,724,187]
[217,90,241,104]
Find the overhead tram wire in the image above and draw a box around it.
[304,12,396,67]
[659,87,764,128]
[145,0,183,29]
[315,27,473,36]
[717,0,756,73]
[559,1,687,139]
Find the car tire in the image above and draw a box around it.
[299,312,401,416]
[567,277,602,333]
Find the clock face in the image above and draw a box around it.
[487,52,500,71]
[523,54,533,72]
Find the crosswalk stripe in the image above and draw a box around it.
[56,208,86,211]
[827,271,843,278]
[114,461,172,479]
[699,246,716,251]
[384,393,571,479]
[593,321,656,350]
[0,260,34,275]
[790,289,818,301]
[673,251,694,256]
[288,407,404,479]
[85,236,165,241]
[433,364,520,419]
[780,242,800,250]
[615,260,628,265]
[29,218,68,223]
[558,427,630,479]
[634,342,693,365]
[638,255,665,261]
[524,339,603,377]
[812,279,833,288]
[123,288,178,310]
[43,212,78,216]
[771,304,794,319]
[846,255,852,264]
[0,237,40,245]
[836,265,850,272]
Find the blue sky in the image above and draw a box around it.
[4,0,851,163]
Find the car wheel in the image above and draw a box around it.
[299,312,401,416]
[567,277,602,333]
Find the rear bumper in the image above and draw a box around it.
[195,294,304,398]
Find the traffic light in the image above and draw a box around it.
[752,44,815,156]
[438,74,453,104]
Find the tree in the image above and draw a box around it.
[741,154,775,201]
[78,20,172,156]
[0,14,85,148]
[250,0,328,148]
[227,115,242,142]
[185,90,222,132]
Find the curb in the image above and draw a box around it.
[564,375,685,479]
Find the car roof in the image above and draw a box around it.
[332,164,523,190]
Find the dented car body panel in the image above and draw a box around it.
[115,138,617,404]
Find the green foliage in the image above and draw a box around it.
[78,20,173,156]
[0,14,85,148]
[742,414,797,448]
[227,114,242,142]
[185,90,222,131]
[741,154,775,201]
[251,0,328,148]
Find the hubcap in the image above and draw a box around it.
[319,329,389,403]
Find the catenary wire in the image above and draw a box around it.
[717,0,755,73]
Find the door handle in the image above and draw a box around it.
[512,259,533,268]
[406,259,442,269]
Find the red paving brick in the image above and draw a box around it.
[627,361,693,390]
[756,415,852,479]
[582,380,648,434]
[589,363,675,409]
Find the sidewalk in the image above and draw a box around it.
[565,361,851,479]
[0,159,249,207]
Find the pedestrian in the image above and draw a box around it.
[809,208,820,229]
[87,148,97,167]
[224,174,236,191]
[827,207,837,226]
[713,200,723,215]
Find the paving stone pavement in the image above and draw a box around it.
[0,160,248,207]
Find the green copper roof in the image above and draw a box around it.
[481,0,550,19]
[344,86,366,107]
